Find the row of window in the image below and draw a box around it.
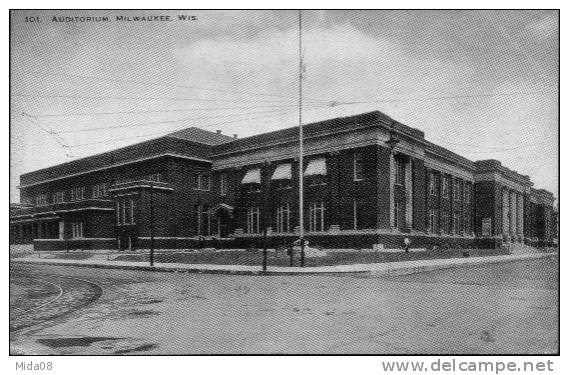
[428,172,472,204]
[29,173,165,206]
[115,173,164,185]
[245,203,327,234]
[213,154,371,196]
[116,198,136,225]
[427,208,472,234]
[71,222,83,238]
[34,185,101,206]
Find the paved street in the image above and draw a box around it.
[10,258,558,355]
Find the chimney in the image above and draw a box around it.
[216,130,222,134]
[233,134,238,139]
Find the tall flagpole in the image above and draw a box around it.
[298,10,305,267]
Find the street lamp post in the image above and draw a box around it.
[262,228,268,272]
[298,9,305,268]
[149,181,155,267]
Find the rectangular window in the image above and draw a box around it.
[464,214,471,234]
[120,201,126,224]
[196,204,211,235]
[395,159,405,185]
[309,202,325,232]
[428,208,437,233]
[71,222,83,238]
[201,174,210,191]
[464,184,471,204]
[52,191,65,203]
[246,206,260,234]
[442,176,449,198]
[276,204,291,233]
[454,179,462,202]
[220,174,228,196]
[92,183,108,198]
[441,211,450,234]
[130,198,136,224]
[393,201,402,229]
[145,173,162,182]
[353,199,373,230]
[308,174,327,186]
[194,173,211,191]
[429,172,438,196]
[70,187,85,201]
[353,153,364,181]
[35,194,48,206]
[454,212,462,233]
[245,184,261,193]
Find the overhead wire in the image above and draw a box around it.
[56,103,331,134]
[20,112,74,158]
[67,110,307,148]
[12,92,306,104]
[15,70,330,104]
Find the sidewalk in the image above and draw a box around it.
[10,251,556,276]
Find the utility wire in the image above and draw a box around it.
[21,112,74,158]
[57,104,330,134]
[13,90,555,110]
[16,70,330,104]
[342,90,556,105]
[12,92,309,104]
[26,102,327,118]
[67,109,317,148]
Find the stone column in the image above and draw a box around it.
[502,188,509,237]
[389,153,395,229]
[509,190,516,240]
[404,158,413,230]
[517,193,524,241]
[328,152,341,231]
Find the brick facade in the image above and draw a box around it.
[10,111,558,251]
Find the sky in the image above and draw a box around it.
[10,10,559,202]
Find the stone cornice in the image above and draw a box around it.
[424,158,474,181]
[475,172,532,194]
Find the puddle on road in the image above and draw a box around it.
[37,337,121,348]
[113,343,158,354]
[35,336,159,355]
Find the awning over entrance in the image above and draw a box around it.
[304,158,327,176]
[241,168,261,184]
[271,163,292,180]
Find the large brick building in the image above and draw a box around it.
[9,111,558,251]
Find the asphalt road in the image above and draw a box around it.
[9,257,558,355]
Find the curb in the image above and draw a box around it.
[372,252,556,276]
[10,252,556,277]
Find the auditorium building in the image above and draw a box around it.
[9,111,558,251]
